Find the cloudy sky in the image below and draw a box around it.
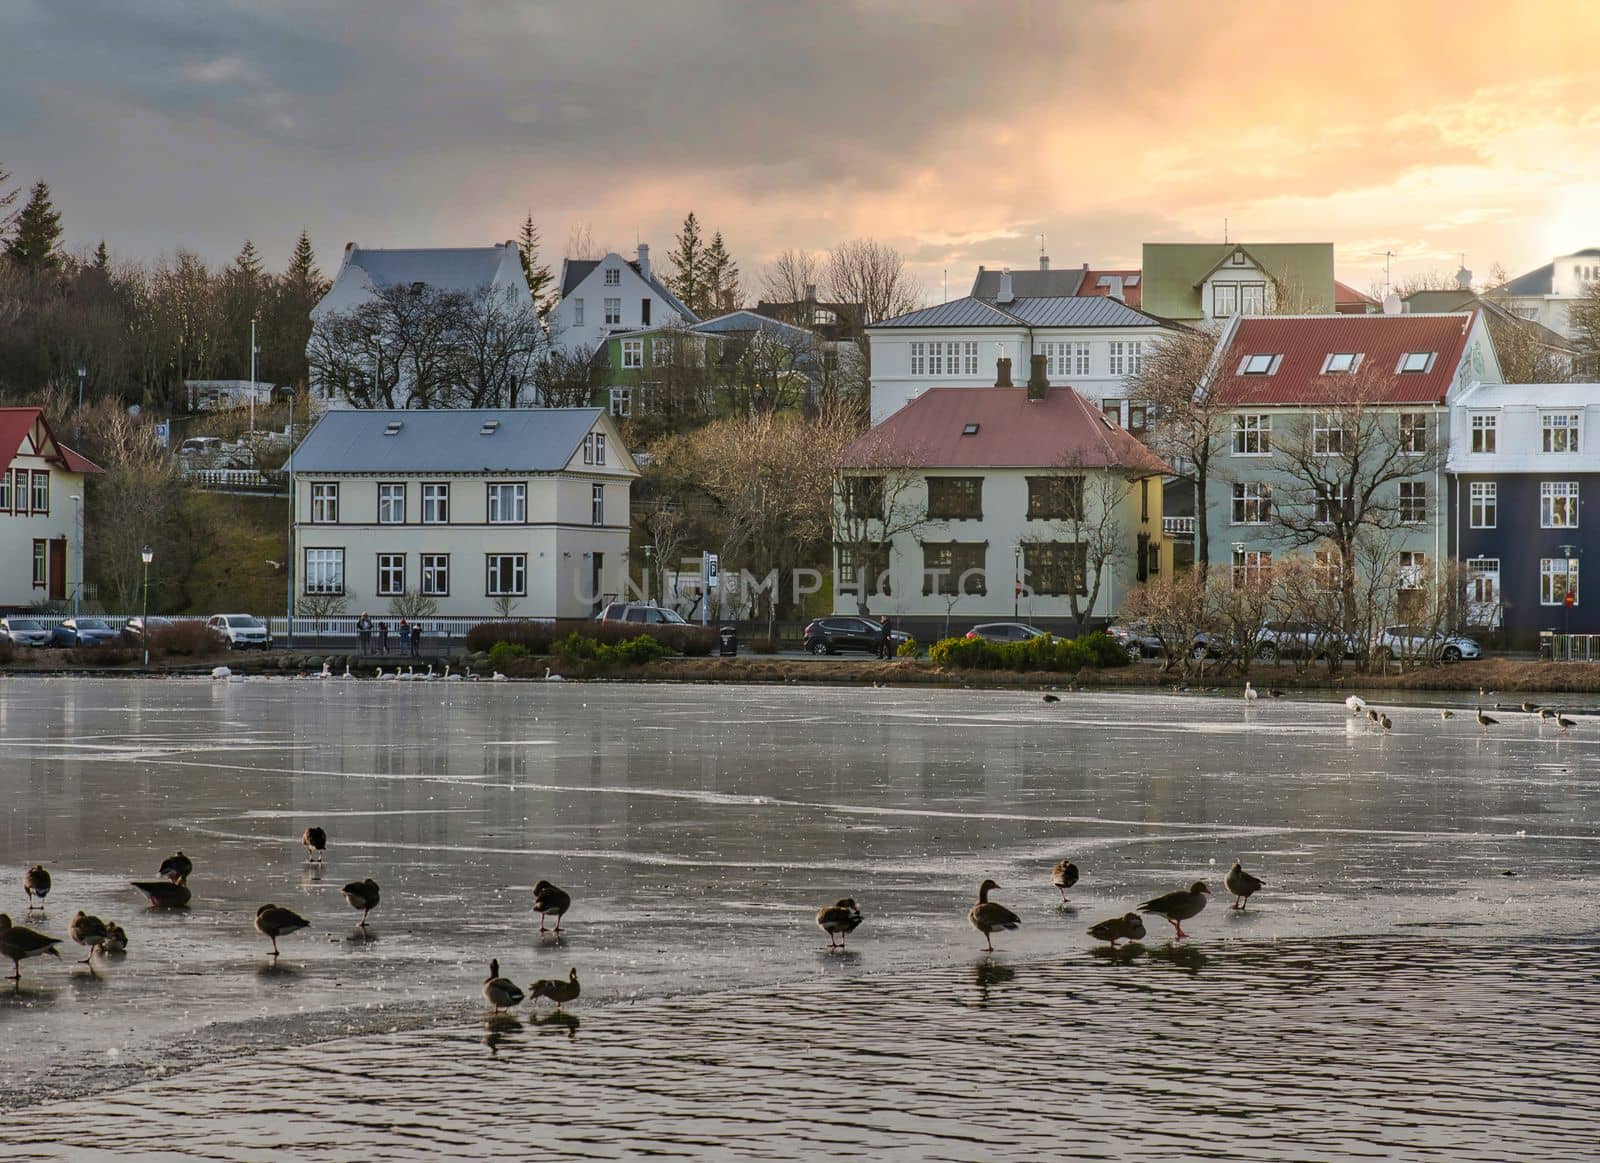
[5,0,1598,298]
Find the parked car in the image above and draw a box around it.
[1372,625,1482,663]
[121,616,175,645]
[0,616,53,647]
[1254,621,1361,663]
[178,436,223,459]
[965,622,1048,643]
[49,617,120,647]
[207,613,272,649]
[802,616,911,656]
[1107,622,1164,660]
[594,602,690,625]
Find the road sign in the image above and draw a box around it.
[1565,591,1575,608]
[153,420,171,447]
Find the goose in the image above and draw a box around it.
[1476,705,1498,732]
[1557,711,1577,735]
[1050,859,1080,903]
[1380,713,1393,732]
[99,921,128,955]
[254,903,310,956]
[528,967,580,1010]
[968,879,1020,952]
[1041,692,1060,704]
[340,878,380,927]
[1345,695,1367,714]
[1540,706,1557,723]
[23,864,50,914]
[1440,709,1455,720]
[1243,682,1258,702]
[0,913,61,982]
[131,880,191,908]
[816,898,863,948]
[483,959,524,1012]
[1137,881,1210,941]
[210,665,232,680]
[1086,912,1146,947]
[158,851,193,885]
[301,826,327,863]
[543,667,564,682]
[533,880,571,934]
[68,911,109,969]
[1366,708,1381,728]
[1224,861,1264,910]
[1267,688,1284,699]
[1521,701,1540,714]
[490,671,508,682]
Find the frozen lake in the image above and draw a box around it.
[3,677,1598,1159]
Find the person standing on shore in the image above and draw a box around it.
[377,620,390,655]
[879,615,894,659]
[410,621,423,658]
[398,618,411,656]
[357,612,373,656]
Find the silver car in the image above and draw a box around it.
[0,616,53,647]
[1372,625,1482,663]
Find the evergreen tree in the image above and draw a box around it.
[517,213,555,315]
[92,239,110,271]
[232,239,264,280]
[703,231,742,315]
[285,229,324,297]
[666,211,705,318]
[5,181,63,273]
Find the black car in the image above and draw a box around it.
[121,616,175,644]
[802,616,908,656]
[50,617,119,647]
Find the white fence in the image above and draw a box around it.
[181,468,285,492]
[1163,516,1197,538]
[15,613,548,645]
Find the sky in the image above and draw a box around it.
[4,0,1598,301]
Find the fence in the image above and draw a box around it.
[13,613,549,646]
[181,468,286,493]
[1542,632,1600,662]
[1162,516,1196,538]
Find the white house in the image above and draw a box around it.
[1493,247,1600,340]
[1140,242,1335,324]
[549,244,698,357]
[0,407,101,609]
[286,408,638,619]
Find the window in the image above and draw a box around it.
[1399,481,1427,524]
[486,554,527,597]
[1322,353,1361,374]
[1467,559,1500,610]
[1543,412,1580,453]
[593,432,606,465]
[622,339,643,369]
[1314,547,1342,591]
[652,338,673,365]
[1026,476,1084,520]
[842,476,885,520]
[922,542,987,595]
[1128,342,1143,375]
[591,483,605,526]
[1399,352,1434,373]
[911,341,978,377]
[32,540,46,587]
[909,341,925,376]
[582,434,594,465]
[30,470,49,515]
[1231,482,1271,524]
[1399,412,1428,453]
[604,267,620,286]
[641,299,650,325]
[1313,414,1347,456]
[1315,485,1352,525]
[310,482,339,524]
[1109,341,1133,376]
[573,298,584,326]
[421,483,449,524]
[1231,251,1247,266]
[1541,481,1579,528]
[0,469,10,511]
[1231,548,1271,589]
[1240,283,1267,315]
[1042,341,1071,379]
[10,469,24,513]
[604,298,621,326]
[609,387,632,417]
[1233,414,1271,455]
[377,554,405,596]
[1471,413,1497,454]
[487,482,526,524]
[1541,557,1579,605]
[1212,283,1238,317]
[1469,481,1497,528]
[1102,401,1122,427]
[837,546,858,585]
[378,483,405,524]
[421,554,450,596]
[1241,354,1276,375]
[1397,551,1427,590]
[1024,541,1088,596]
[304,548,345,595]
[1128,403,1148,433]
[927,477,983,520]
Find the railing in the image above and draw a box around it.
[1542,632,1600,662]
[181,468,286,492]
[1163,516,1196,538]
[266,615,547,641]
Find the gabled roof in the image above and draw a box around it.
[1212,313,1476,407]
[1077,269,1142,309]
[871,294,1165,330]
[345,245,519,296]
[559,255,699,323]
[286,408,633,475]
[970,266,1088,300]
[871,297,1026,329]
[1404,292,1575,350]
[839,386,1171,474]
[1334,280,1379,311]
[1141,242,1335,319]
[1497,262,1554,296]
[0,407,103,476]
[691,309,815,340]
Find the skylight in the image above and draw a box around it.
[479,420,500,435]
[1323,352,1361,374]
[383,421,403,436]
[1125,275,1140,286]
[1096,276,1112,287]
[1242,354,1277,375]
[962,423,980,436]
[1399,352,1435,373]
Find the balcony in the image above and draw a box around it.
[1163,516,1196,539]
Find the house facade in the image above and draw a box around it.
[1141,242,1335,324]
[1493,247,1600,340]
[286,408,637,619]
[835,361,1171,625]
[0,407,101,610]
[548,244,698,357]
[1448,381,1600,643]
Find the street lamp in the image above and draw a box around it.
[140,546,154,668]
[249,318,260,435]
[69,494,82,615]
[1013,545,1022,618]
[643,544,656,604]
[75,365,86,440]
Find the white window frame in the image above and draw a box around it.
[487,482,526,524]
[1542,412,1580,454]
[1541,557,1579,606]
[594,432,606,466]
[1241,353,1275,375]
[378,482,405,525]
[603,267,620,286]
[1397,550,1427,590]
[1240,283,1266,315]
[1313,414,1346,456]
[1399,480,1427,525]
[1231,548,1271,589]
[303,548,345,595]
[1541,480,1579,528]
[609,387,632,417]
[421,553,450,596]
[1469,481,1497,529]
[485,553,527,597]
[1399,351,1434,373]
[651,337,673,365]
[309,482,339,524]
[1072,342,1090,376]
[573,298,584,326]
[1470,413,1497,454]
[959,341,978,376]
[1232,413,1271,456]
[1313,547,1342,592]
[1109,341,1128,376]
[591,483,605,526]
[1315,485,1352,525]
[1322,352,1361,375]
[622,339,643,369]
[1127,341,1143,377]
[421,482,450,525]
[1231,481,1271,525]
[909,341,926,376]
[376,553,405,597]
[1399,412,1428,454]
[1212,283,1238,318]
[604,297,622,326]
[1467,558,1500,607]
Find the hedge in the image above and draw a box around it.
[928,631,1129,672]
[466,619,716,657]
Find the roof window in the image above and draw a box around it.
[1241,354,1280,376]
[383,421,403,436]
[1096,276,1112,287]
[1321,352,1362,374]
[1398,351,1436,373]
[1125,275,1140,286]
[962,423,980,436]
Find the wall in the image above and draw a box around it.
[0,449,83,609]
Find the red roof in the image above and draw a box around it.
[1077,269,1142,309]
[841,386,1170,474]
[1334,280,1378,313]
[0,407,104,476]
[1212,313,1475,406]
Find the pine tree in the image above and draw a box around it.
[285,230,325,297]
[92,239,110,271]
[703,231,742,316]
[5,181,63,273]
[517,213,554,314]
[232,239,264,279]
[667,212,705,318]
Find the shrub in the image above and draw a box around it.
[486,642,528,671]
[928,631,1129,673]
[70,645,136,666]
[605,635,671,665]
[0,638,14,665]
[552,632,600,661]
[149,622,224,658]
[466,619,716,657]
[896,637,923,659]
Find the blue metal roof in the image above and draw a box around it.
[285,408,614,474]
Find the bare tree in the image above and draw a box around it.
[833,423,927,616]
[1120,570,1212,675]
[534,343,599,409]
[1210,565,1276,675]
[1570,276,1600,378]
[824,238,921,327]
[760,249,823,305]
[716,323,818,415]
[79,404,187,611]
[387,589,439,620]
[1034,458,1135,636]
[564,222,603,261]
[637,504,691,605]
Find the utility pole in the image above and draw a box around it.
[249,317,259,434]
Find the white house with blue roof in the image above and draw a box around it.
[1493,247,1600,341]
[549,244,698,357]
[286,408,638,619]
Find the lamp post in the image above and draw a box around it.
[75,365,86,440]
[140,546,153,668]
[249,318,259,435]
[643,544,655,604]
[69,494,82,615]
[1014,545,1022,618]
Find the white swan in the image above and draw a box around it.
[317,661,332,679]
[423,664,437,680]
[543,667,564,682]
[377,668,397,681]
[341,664,353,679]
[1243,681,1258,702]
[444,665,462,682]
[210,665,232,680]
[1345,695,1367,714]
[490,671,507,682]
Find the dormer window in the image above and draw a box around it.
[1231,251,1247,265]
[1240,353,1279,375]
[1322,352,1362,374]
[604,267,620,285]
[961,423,980,436]
[1398,351,1435,373]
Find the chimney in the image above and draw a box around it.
[804,282,817,302]
[1027,354,1048,401]
[995,357,1014,388]
[1105,276,1125,302]
[1039,254,1050,271]
[996,267,1015,304]
[636,243,651,281]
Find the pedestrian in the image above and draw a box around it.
[410,621,423,658]
[378,620,390,655]
[398,618,411,656]
[878,614,894,659]
[357,612,373,656]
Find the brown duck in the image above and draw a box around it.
[131,880,191,909]
[1137,881,1211,940]
[0,913,61,982]
[23,865,50,914]
[68,911,109,968]
[1051,859,1080,902]
[1086,912,1146,947]
[301,827,327,863]
[483,959,524,1012]
[1225,861,1264,910]
[341,878,380,926]
[158,852,193,884]
[529,967,580,1010]
[254,904,310,956]
[968,879,1020,952]
[816,898,863,948]
[533,880,571,934]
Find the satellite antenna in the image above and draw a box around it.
[1371,250,1395,297]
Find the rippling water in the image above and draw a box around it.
[9,935,1598,1161]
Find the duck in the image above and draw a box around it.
[1224,861,1264,910]
[528,967,580,1010]
[1366,707,1380,727]
[301,826,327,863]
[340,878,380,927]
[1380,713,1393,733]
[1041,692,1061,704]
[1086,912,1146,947]
[1557,711,1577,734]
[158,851,193,885]
[0,913,61,982]
[254,904,311,956]
[543,667,564,682]
[99,922,128,955]
[1440,709,1455,720]
[1476,705,1498,732]
[482,959,524,1013]
[23,864,50,914]
[1345,695,1367,714]
[1050,859,1080,903]
[68,911,109,970]
[533,880,571,934]
[968,879,1020,953]
[1137,881,1211,941]
[131,879,191,908]
[1243,682,1258,702]
[816,898,863,948]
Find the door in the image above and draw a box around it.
[590,553,604,615]
[48,538,66,601]
[1466,559,1501,629]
